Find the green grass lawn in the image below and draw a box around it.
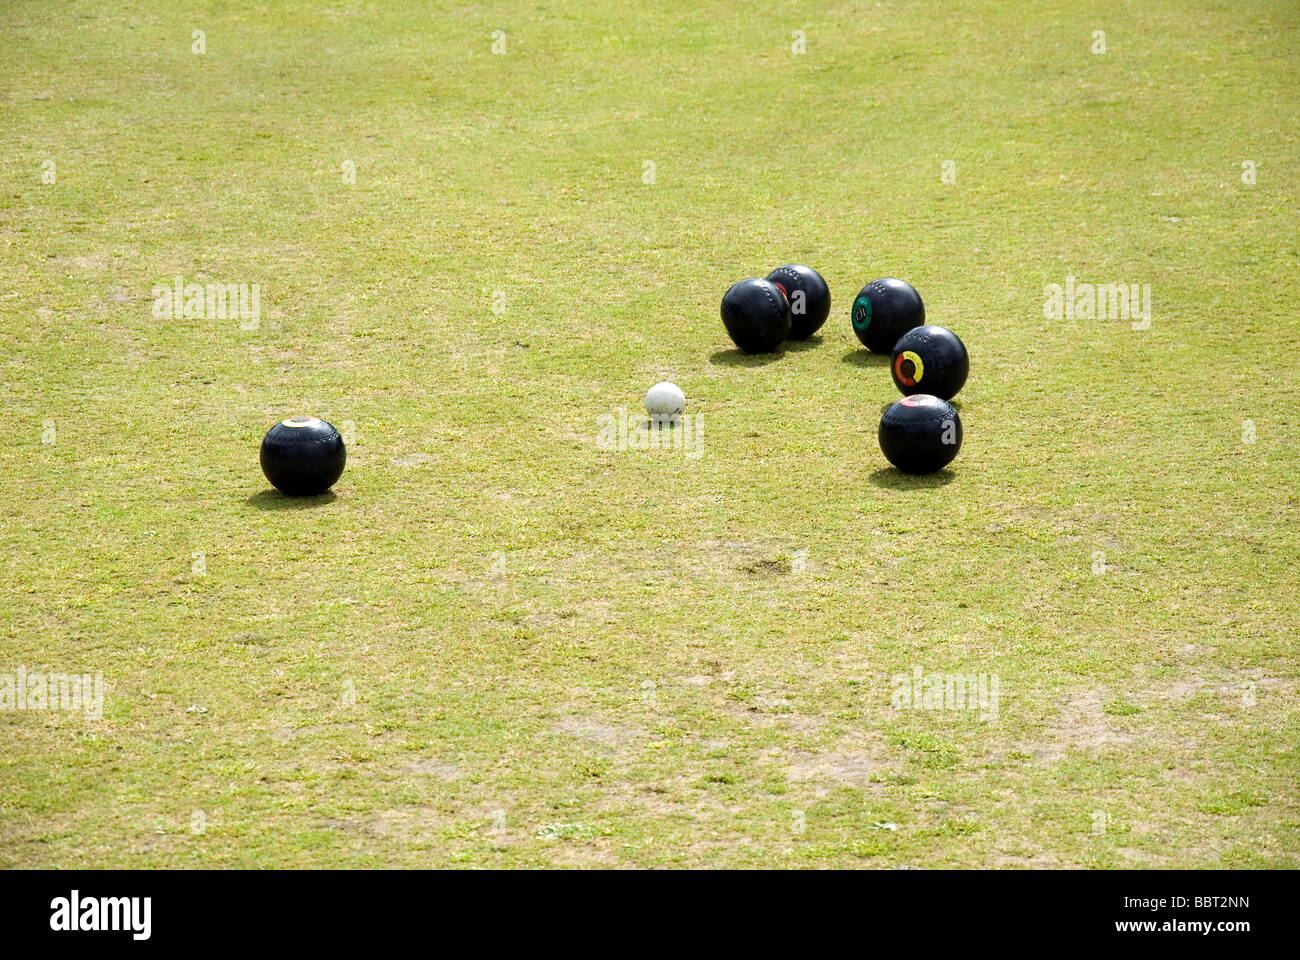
[1,0,1297,868]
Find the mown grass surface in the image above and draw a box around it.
[0,0,1297,867]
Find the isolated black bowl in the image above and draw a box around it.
[260,416,346,496]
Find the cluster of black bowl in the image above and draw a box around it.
[720,265,834,351]
[721,267,969,475]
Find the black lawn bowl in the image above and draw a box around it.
[878,394,962,474]
[851,277,925,353]
[890,324,969,400]
[766,264,831,340]
[721,278,791,354]
[259,416,347,496]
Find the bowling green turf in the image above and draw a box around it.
[0,0,1296,867]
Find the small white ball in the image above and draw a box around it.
[645,381,685,421]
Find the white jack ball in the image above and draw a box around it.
[645,381,686,422]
